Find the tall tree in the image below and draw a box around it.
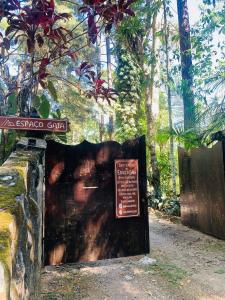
[106,34,114,140]
[144,3,161,199]
[96,34,105,142]
[163,0,176,196]
[115,0,162,198]
[0,56,6,164]
[177,0,196,130]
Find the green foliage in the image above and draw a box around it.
[160,100,225,149]
[35,95,51,119]
[113,0,162,143]
[33,95,41,108]
[0,89,18,163]
[205,241,225,253]
[115,47,142,105]
[157,151,173,196]
[171,125,200,149]
[52,109,61,120]
[114,44,144,141]
[5,131,16,158]
[47,81,58,102]
[115,103,138,141]
[214,269,225,274]
[144,260,187,286]
[50,133,67,144]
[161,198,180,216]
[195,100,225,145]
[7,93,17,115]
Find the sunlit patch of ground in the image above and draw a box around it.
[41,211,225,300]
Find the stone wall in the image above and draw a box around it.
[0,138,46,300]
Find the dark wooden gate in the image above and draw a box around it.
[44,136,149,265]
[178,141,225,239]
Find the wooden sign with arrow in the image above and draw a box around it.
[0,116,68,133]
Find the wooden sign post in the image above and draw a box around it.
[0,116,68,132]
[115,159,140,218]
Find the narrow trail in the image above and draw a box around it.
[41,211,225,300]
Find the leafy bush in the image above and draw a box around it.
[157,151,173,197]
[149,197,180,216]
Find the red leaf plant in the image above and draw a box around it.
[0,0,135,109]
[78,64,118,103]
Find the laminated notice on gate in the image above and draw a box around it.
[115,159,140,218]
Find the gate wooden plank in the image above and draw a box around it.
[178,142,225,239]
[44,136,149,265]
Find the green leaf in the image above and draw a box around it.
[52,109,61,119]
[52,113,58,119]
[33,95,41,109]
[38,95,50,119]
[56,109,61,119]
[56,133,67,143]
[8,92,17,114]
[172,34,180,42]
[48,81,58,101]
[155,30,163,37]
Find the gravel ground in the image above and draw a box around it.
[41,210,225,300]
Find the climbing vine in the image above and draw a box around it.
[114,44,144,141]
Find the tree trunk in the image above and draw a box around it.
[0,46,6,165]
[177,0,195,131]
[106,35,112,88]
[96,34,105,142]
[163,0,177,196]
[145,11,161,199]
[106,34,114,140]
[0,129,6,165]
[135,93,142,136]
[99,115,105,142]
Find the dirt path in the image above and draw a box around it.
[41,211,225,300]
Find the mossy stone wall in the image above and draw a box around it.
[0,138,46,300]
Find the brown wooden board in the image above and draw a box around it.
[44,136,149,265]
[0,116,68,132]
[178,142,225,239]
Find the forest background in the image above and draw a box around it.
[0,0,224,215]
